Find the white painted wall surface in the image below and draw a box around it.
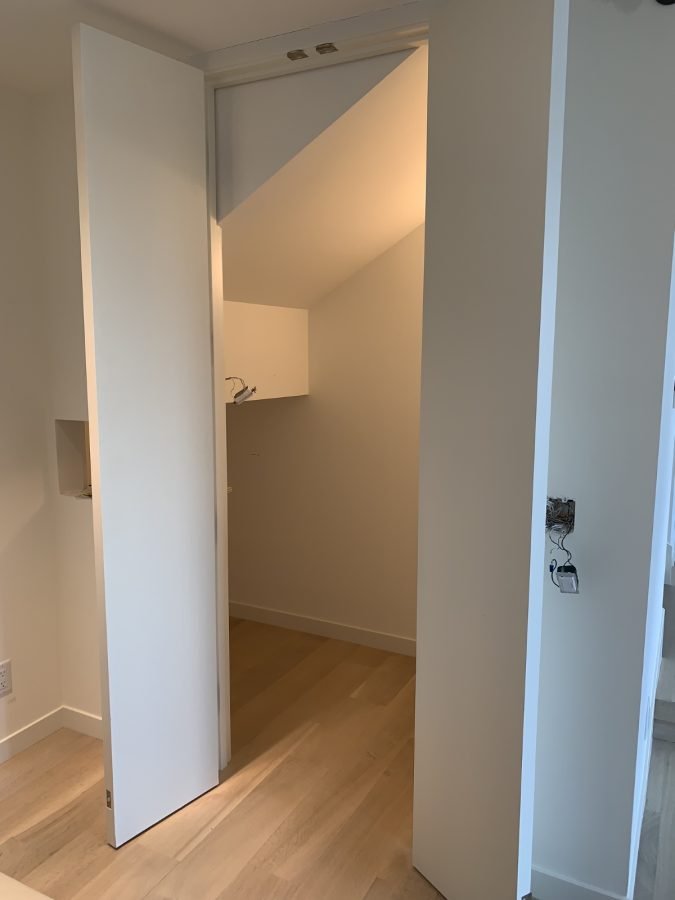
[215,50,409,219]
[74,25,219,846]
[220,48,427,309]
[0,87,62,746]
[413,2,568,898]
[35,89,100,722]
[226,228,424,646]
[534,3,675,898]
[224,302,309,403]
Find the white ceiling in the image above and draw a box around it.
[93,0,413,56]
[0,0,411,93]
[220,46,427,309]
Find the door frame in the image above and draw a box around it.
[206,90,232,770]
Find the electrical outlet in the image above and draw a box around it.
[0,659,12,699]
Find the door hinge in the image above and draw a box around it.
[106,789,112,809]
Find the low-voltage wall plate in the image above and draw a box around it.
[557,564,579,594]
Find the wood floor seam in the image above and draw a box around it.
[0,621,440,900]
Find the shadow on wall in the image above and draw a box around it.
[0,483,61,742]
[225,227,425,645]
[604,0,649,13]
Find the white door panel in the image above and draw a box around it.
[73,24,219,847]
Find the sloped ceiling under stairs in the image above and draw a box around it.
[219,46,428,309]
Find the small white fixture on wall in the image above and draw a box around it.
[226,376,257,404]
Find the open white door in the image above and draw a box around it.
[73,24,220,847]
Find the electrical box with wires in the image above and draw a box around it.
[546,498,575,533]
[546,497,579,594]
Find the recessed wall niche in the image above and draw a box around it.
[55,419,92,498]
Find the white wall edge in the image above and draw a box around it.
[532,866,628,900]
[0,705,103,764]
[229,602,416,657]
[519,0,570,894]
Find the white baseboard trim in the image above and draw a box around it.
[60,705,104,739]
[229,602,416,657]
[532,867,627,900]
[0,705,103,764]
[0,707,64,765]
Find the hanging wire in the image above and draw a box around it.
[550,558,560,588]
[226,376,246,399]
[547,518,574,589]
[559,529,573,566]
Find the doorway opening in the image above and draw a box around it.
[218,45,431,895]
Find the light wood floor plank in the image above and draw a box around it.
[635,739,675,900]
[229,624,326,711]
[653,742,675,900]
[0,873,51,899]
[70,843,175,900]
[24,828,115,900]
[0,781,104,882]
[229,641,376,760]
[0,739,102,846]
[657,657,675,704]
[145,755,323,900]
[0,621,440,900]
[0,731,88,798]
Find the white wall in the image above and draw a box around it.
[215,50,410,219]
[412,1,568,898]
[226,227,424,647]
[224,302,308,403]
[534,3,675,899]
[0,87,62,746]
[0,84,101,757]
[35,90,101,722]
[219,48,427,310]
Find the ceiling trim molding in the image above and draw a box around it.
[194,2,429,88]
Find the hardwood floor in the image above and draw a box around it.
[635,741,675,899]
[0,620,441,900]
[657,656,675,704]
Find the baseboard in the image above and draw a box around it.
[0,707,64,765]
[229,602,416,657]
[60,705,104,739]
[532,867,627,900]
[0,705,103,764]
